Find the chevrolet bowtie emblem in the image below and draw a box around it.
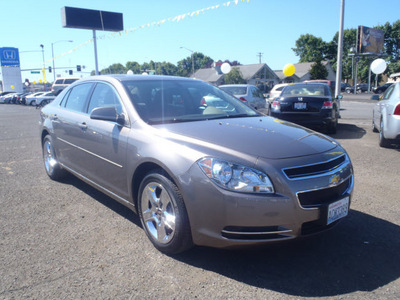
[298,97,303,101]
[330,175,341,185]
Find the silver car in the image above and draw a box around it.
[372,82,400,147]
[219,84,266,110]
[40,75,354,254]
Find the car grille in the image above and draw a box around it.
[283,155,346,179]
[221,226,293,240]
[297,177,351,208]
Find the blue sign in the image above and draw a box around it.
[0,47,20,67]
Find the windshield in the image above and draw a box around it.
[123,79,259,124]
[281,84,329,97]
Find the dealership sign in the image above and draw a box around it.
[0,47,20,67]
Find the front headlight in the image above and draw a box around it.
[197,158,274,194]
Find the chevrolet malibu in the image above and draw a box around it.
[40,75,354,254]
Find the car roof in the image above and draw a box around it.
[79,75,199,84]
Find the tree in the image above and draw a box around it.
[126,61,141,74]
[223,67,246,84]
[309,60,328,80]
[177,52,213,77]
[292,34,328,62]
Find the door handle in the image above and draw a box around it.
[78,122,88,130]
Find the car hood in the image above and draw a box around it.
[154,116,338,159]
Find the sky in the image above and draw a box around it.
[1,0,400,83]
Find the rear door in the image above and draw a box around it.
[52,82,94,175]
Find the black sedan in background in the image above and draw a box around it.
[270,83,340,134]
[372,83,392,94]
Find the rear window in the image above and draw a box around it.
[64,79,78,84]
[281,84,329,97]
[220,86,247,95]
[54,79,63,84]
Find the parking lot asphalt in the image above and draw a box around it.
[0,102,399,299]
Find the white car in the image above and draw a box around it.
[372,82,400,147]
[268,83,290,101]
[25,92,45,105]
[35,92,56,106]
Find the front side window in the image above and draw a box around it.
[382,85,395,100]
[87,83,123,115]
[64,83,93,113]
[123,80,259,124]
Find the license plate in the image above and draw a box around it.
[327,196,349,225]
[294,102,307,109]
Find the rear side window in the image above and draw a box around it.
[54,79,63,84]
[65,79,78,84]
[64,83,93,113]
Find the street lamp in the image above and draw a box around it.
[51,40,73,81]
[180,46,195,76]
[40,44,46,90]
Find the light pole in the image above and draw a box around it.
[51,40,73,81]
[180,46,194,76]
[40,44,46,91]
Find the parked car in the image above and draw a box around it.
[372,82,400,147]
[267,83,290,101]
[372,83,392,94]
[219,84,266,110]
[51,77,80,95]
[345,83,370,94]
[0,92,18,104]
[10,93,24,104]
[25,92,45,105]
[270,83,340,133]
[35,92,56,106]
[40,75,354,254]
[341,82,351,92]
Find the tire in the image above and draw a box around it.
[372,114,378,133]
[42,135,66,180]
[31,100,36,106]
[138,170,193,254]
[327,108,338,134]
[379,119,391,148]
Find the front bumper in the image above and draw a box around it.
[179,153,353,249]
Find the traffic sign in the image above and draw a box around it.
[31,71,40,74]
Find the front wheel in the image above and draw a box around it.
[138,171,193,254]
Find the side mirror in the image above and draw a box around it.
[336,95,343,100]
[264,94,270,99]
[90,106,125,125]
[371,94,380,101]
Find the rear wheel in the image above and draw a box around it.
[138,171,193,254]
[42,135,66,180]
[379,119,391,148]
[372,114,378,133]
[327,107,338,134]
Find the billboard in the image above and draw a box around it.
[357,26,385,55]
[0,47,20,67]
[61,7,123,32]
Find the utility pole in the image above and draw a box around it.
[257,52,263,64]
[334,0,345,99]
